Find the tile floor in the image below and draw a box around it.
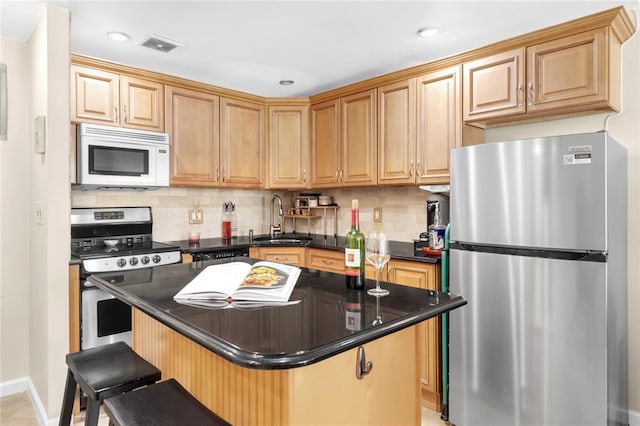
[1,391,448,425]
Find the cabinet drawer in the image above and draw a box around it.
[307,248,344,274]
[253,247,305,266]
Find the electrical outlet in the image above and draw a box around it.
[373,207,383,223]
[188,208,203,224]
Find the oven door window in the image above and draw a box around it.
[89,145,149,176]
[96,298,131,337]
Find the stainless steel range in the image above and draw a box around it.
[71,206,182,350]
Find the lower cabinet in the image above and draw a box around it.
[387,259,441,411]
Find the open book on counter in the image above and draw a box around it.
[173,261,301,309]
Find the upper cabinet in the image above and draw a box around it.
[267,104,309,189]
[463,7,634,127]
[220,97,265,188]
[166,86,220,187]
[71,65,164,131]
[311,89,377,188]
[378,66,463,186]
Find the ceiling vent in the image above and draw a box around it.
[138,34,183,53]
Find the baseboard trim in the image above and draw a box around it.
[0,377,55,425]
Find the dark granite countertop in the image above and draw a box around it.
[88,258,465,370]
[169,233,439,264]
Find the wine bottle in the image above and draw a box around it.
[345,199,366,289]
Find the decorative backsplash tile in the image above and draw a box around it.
[72,186,434,243]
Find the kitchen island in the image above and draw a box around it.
[88,258,465,425]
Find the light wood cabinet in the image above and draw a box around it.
[387,259,441,411]
[378,67,463,186]
[416,66,463,184]
[267,105,309,189]
[165,86,220,187]
[306,248,379,280]
[464,25,628,126]
[251,247,306,266]
[220,97,265,188]
[377,79,416,185]
[71,65,164,131]
[310,89,377,187]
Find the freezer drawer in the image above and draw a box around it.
[449,249,610,426]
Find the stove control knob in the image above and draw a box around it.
[152,254,162,264]
[117,258,127,268]
[141,256,150,265]
[129,257,139,266]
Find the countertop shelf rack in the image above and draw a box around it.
[285,196,339,237]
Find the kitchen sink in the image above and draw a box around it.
[252,235,313,246]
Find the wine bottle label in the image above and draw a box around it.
[345,309,362,331]
[345,248,361,270]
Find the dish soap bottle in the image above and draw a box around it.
[345,199,365,290]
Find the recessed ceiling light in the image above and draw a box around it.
[417,27,439,38]
[107,31,131,42]
[279,80,295,86]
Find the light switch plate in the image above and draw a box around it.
[34,115,46,153]
[35,201,44,225]
[373,207,383,223]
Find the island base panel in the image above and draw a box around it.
[133,309,421,425]
[133,309,289,425]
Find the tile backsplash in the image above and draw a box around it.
[71,186,435,243]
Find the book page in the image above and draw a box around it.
[173,262,252,300]
[233,261,301,302]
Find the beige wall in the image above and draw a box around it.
[0,39,30,381]
[27,5,70,417]
[484,7,640,416]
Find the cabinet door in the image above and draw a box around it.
[71,65,120,125]
[377,79,416,185]
[268,105,309,189]
[165,86,220,187]
[463,48,525,122]
[416,66,462,185]
[220,98,265,188]
[387,259,441,411]
[526,28,608,113]
[340,89,377,186]
[310,99,340,187]
[120,76,164,131]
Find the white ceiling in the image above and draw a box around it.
[1,1,638,97]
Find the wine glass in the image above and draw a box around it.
[366,229,391,297]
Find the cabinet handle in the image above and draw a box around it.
[335,169,339,182]
[416,160,421,177]
[303,169,306,184]
[340,169,344,182]
[322,259,335,265]
[409,160,414,177]
[123,105,128,123]
[527,82,534,107]
[356,346,373,380]
[517,83,523,107]
[221,167,225,182]
[274,256,289,261]
[114,105,118,123]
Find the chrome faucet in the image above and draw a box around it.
[270,195,284,237]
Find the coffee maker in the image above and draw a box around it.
[426,193,449,230]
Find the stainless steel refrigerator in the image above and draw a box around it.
[448,131,628,426]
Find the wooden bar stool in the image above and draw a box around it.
[59,342,161,426]
[104,378,230,426]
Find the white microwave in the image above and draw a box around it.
[76,123,170,189]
